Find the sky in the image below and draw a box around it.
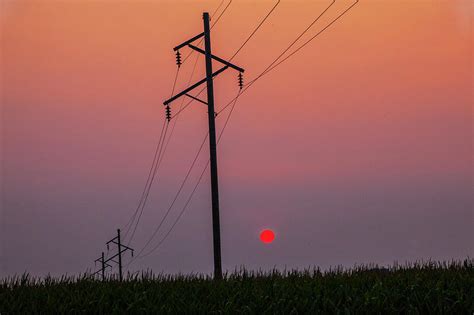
[1,0,472,277]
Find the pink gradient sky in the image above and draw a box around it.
[1,0,472,276]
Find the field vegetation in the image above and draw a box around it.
[1,260,473,313]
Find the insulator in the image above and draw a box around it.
[238,72,244,89]
[165,105,171,122]
[131,250,134,257]
[175,50,182,68]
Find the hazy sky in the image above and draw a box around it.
[1,0,472,277]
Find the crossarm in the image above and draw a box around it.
[173,32,205,51]
[188,44,244,73]
[163,66,229,106]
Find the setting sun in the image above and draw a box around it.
[260,229,275,244]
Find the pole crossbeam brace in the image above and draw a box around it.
[104,247,133,264]
[185,93,208,105]
[188,44,245,73]
[173,32,205,51]
[163,66,228,106]
[106,237,118,245]
[95,263,113,269]
[94,259,112,267]
[108,240,133,252]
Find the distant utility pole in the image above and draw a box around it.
[163,12,244,280]
[94,252,112,281]
[105,229,134,281]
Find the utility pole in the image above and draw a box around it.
[163,12,244,280]
[105,229,134,281]
[94,252,112,281]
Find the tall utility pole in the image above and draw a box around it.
[105,229,134,281]
[203,11,222,281]
[163,12,244,280]
[94,251,112,281]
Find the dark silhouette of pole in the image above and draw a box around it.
[94,251,112,281]
[117,229,123,281]
[203,12,222,281]
[101,252,106,281]
[105,228,134,282]
[163,12,244,280]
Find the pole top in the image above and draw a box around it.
[203,12,210,19]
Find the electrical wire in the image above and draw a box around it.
[171,0,281,119]
[251,0,359,85]
[128,48,202,249]
[131,132,209,260]
[216,0,359,115]
[182,0,233,64]
[161,53,201,157]
[212,0,226,19]
[128,91,242,262]
[123,66,180,244]
[126,122,169,245]
[122,118,167,239]
[122,68,180,240]
[229,0,280,62]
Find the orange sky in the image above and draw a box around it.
[1,1,472,276]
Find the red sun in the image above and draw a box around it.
[260,229,275,244]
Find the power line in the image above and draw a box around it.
[229,0,281,61]
[135,91,242,260]
[210,0,233,28]
[249,0,359,86]
[126,91,241,265]
[160,53,201,161]
[182,0,233,65]
[131,132,209,260]
[212,0,225,19]
[172,0,281,119]
[122,117,167,239]
[129,40,203,249]
[123,67,180,243]
[126,122,170,245]
[217,0,359,114]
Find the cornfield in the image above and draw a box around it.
[1,259,473,313]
